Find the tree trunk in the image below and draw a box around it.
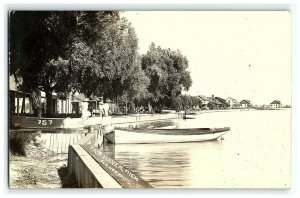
[31,90,42,118]
[125,99,128,115]
[148,101,152,114]
[46,90,53,115]
[103,94,107,103]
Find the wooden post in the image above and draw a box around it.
[88,126,94,134]
[16,93,19,116]
[21,93,25,115]
[66,98,69,114]
[29,96,33,114]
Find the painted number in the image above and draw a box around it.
[37,119,53,126]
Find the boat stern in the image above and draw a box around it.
[104,130,115,144]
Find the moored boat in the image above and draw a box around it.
[104,127,230,144]
[10,115,111,129]
[183,114,196,119]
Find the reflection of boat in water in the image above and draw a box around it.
[104,127,230,144]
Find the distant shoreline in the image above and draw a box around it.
[195,108,290,114]
[111,108,291,125]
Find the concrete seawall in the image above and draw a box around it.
[68,144,122,188]
[67,127,152,188]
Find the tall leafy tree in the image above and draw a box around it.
[91,17,141,101]
[67,11,120,98]
[141,43,192,111]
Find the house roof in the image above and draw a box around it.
[270,100,281,104]
[227,97,239,104]
[198,95,209,101]
[215,97,230,106]
[215,100,222,105]
[240,99,251,104]
[208,97,223,105]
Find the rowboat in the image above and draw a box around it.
[182,112,198,119]
[104,127,230,144]
[183,114,196,119]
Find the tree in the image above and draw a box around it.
[68,15,143,103]
[9,11,126,115]
[141,43,192,111]
[121,57,150,114]
[91,17,141,101]
[9,11,78,115]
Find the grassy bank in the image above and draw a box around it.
[9,154,77,188]
[9,134,77,188]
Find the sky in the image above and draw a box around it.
[121,11,291,105]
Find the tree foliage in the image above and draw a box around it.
[172,95,201,111]
[9,11,149,115]
[141,43,192,111]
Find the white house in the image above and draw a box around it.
[240,99,251,108]
[226,97,240,108]
[270,100,281,109]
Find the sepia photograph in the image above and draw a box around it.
[7,10,292,189]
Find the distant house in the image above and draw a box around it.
[226,97,240,108]
[207,95,224,110]
[270,100,281,109]
[198,95,209,109]
[240,99,251,108]
[215,97,230,109]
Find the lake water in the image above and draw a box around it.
[102,109,291,188]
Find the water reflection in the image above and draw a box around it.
[102,140,224,187]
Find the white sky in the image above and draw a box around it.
[122,11,291,105]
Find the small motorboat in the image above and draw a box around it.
[104,127,230,144]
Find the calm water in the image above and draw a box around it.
[102,109,291,188]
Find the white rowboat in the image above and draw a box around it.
[104,127,230,144]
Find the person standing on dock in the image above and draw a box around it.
[99,101,110,117]
[81,100,91,120]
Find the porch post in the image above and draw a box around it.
[16,93,19,116]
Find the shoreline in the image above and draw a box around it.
[119,108,290,120]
